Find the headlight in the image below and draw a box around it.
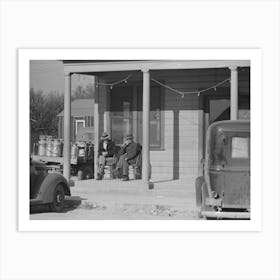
[211,191,219,199]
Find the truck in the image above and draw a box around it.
[32,136,94,180]
[195,120,250,219]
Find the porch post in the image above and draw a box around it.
[142,69,152,188]
[229,66,238,120]
[63,72,71,181]
[93,77,100,180]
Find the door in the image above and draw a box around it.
[221,133,250,209]
[75,119,85,139]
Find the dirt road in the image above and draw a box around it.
[30,178,199,220]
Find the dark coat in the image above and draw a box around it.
[98,139,116,157]
[119,141,142,162]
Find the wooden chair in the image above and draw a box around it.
[129,153,142,179]
[103,146,120,179]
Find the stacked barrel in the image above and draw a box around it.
[37,135,62,157]
[36,135,93,159]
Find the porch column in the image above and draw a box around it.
[93,77,100,179]
[63,72,71,181]
[229,66,238,120]
[142,69,152,188]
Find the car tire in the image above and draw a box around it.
[49,184,65,212]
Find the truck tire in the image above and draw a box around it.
[195,176,204,218]
[201,183,214,219]
[77,170,84,180]
[49,184,65,212]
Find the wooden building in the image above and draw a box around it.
[57,99,94,142]
[61,61,250,188]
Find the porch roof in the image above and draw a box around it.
[63,60,250,74]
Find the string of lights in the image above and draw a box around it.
[77,73,230,97]
[77,74,133,89]
[151,77,231,98]
[97,74,132,89]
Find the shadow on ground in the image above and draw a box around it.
[30,196,84,214]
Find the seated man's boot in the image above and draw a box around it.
[113,168,122,179]
[122,175,129,181]
[96,173,103,180]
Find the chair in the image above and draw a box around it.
[103,156,117,179]
[129,153,142,179]
[103,146,121,179]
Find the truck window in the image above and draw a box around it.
[231,137,249,159]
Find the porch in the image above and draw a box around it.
[62,60,250,188]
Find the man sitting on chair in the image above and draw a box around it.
[115,134,142,181]
[97,132,116,180]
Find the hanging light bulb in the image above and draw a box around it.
[110,85,113,90]
[197,92,200,96]
[214,87,217,91]
[181,94,184,99]
[125,80,128,84]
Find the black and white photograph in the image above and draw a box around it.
[29,59,251,221]
[1,1,280,280]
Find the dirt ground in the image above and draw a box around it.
[30,178,199,220]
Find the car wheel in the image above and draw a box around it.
[50,184,65,212]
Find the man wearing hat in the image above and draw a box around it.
[97,132,116,180]
[115,134,142,181]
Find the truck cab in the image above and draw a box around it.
[195,120,250,219]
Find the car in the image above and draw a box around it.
[30,159,71,212]
[195,120,250,219]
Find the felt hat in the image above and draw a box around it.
[101,132,110,140]
[125,134,133,140]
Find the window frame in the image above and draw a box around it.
[109,83,165,150]
[135,83,165,150]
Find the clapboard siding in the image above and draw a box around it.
[97,68,249,183]
[149,83,203,182]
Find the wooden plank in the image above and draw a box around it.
[63,60,250,73]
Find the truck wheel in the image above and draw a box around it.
[83,166,93,179]
[49,184,65,212]
[201,183,214,219]
[195,176,204,218]
[77,170,84,180]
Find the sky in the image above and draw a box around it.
[30,60,94,94]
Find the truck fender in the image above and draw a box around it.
[37,173,71,204]
[195,176,205,208]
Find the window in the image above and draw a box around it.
[203,85,250,124]
[110,86,133,145]
[137,85,164,149]
[110,85,164,149]
[231,137,250,159]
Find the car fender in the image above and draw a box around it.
[37,173,71,204]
